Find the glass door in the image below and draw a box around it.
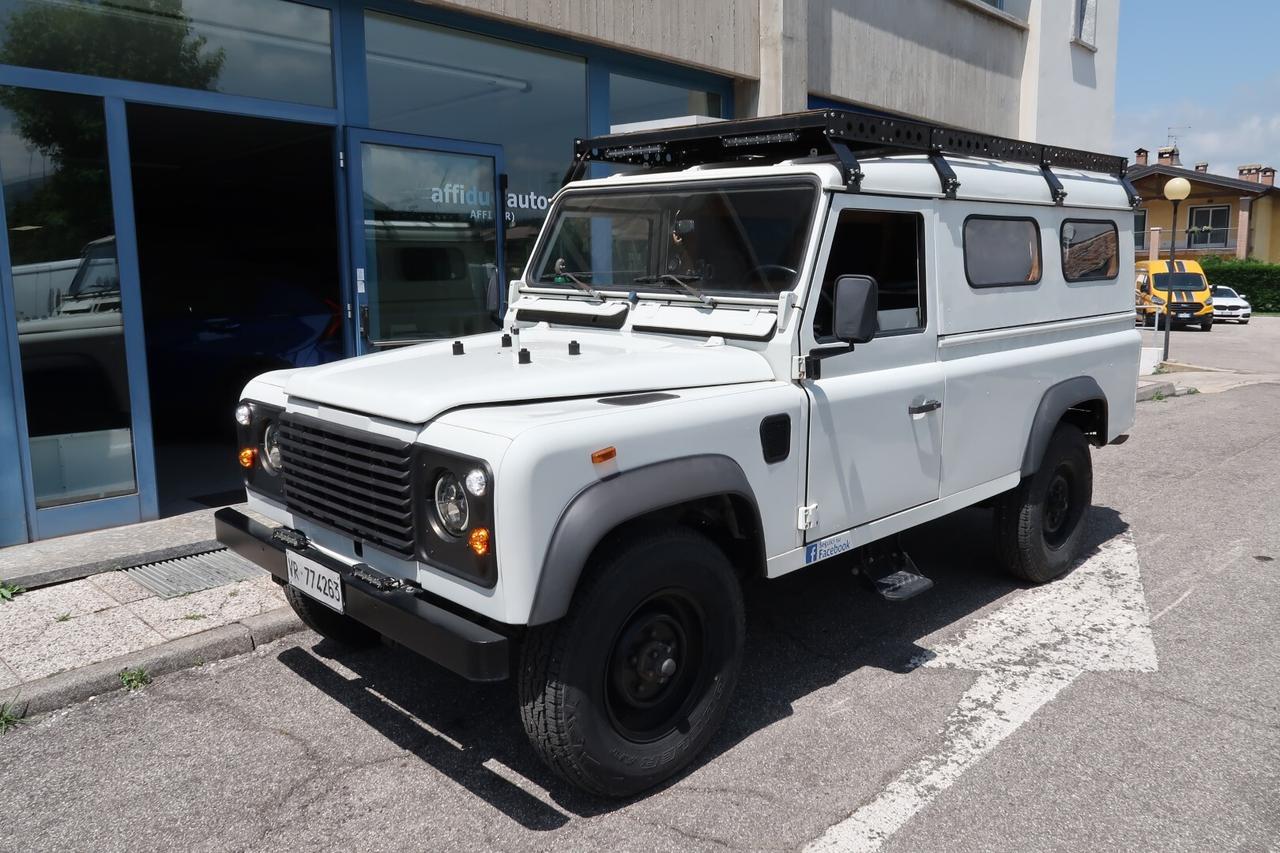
[0,89,154,539]
[345,130,506,352]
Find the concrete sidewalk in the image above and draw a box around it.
[1,549,301,717]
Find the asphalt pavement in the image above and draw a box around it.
[2,321,1277,853]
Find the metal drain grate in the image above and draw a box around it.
[126,549,265,598]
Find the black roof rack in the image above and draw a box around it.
[563,108,1141,208]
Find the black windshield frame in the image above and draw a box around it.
[527,176,822,299]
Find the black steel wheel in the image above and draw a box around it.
[518,528,745,798]
[995,423,1093,583]
[284,584,379,648]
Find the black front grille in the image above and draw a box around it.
[1169,302,1201,311]
[277,414,415,557]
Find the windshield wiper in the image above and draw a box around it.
[539,258,605,300]
[633,273,716,306]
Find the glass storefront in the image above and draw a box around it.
[0,1,729,542]
[0,0,334,106]
[609,73,722,128]
[364,10,586,278]
[0,88,136,508]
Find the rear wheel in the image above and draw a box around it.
[284,583,379,648]
[518,528,745,798]
[995,423,1093,583]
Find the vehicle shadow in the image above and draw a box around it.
[276,503,1130,826]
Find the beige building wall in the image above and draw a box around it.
[420,0,1116,147]
[808,0,1028,136]
[412,0,761,77]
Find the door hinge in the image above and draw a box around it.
[792,355,823,381]
[798,504,818,531]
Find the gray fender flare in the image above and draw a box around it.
[1020,376,1108,477]
[527,454,763,625]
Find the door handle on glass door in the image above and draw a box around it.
[908,400,942,415]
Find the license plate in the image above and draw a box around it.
[286,550,344,613]
[1177,312,1191,319]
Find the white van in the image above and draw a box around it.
[218,109,1141,797]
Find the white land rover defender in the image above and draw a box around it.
[217,110,1141,797]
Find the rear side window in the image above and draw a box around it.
[964,216,1042,288]
[1061,219,1119,282]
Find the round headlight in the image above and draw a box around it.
[261,422,282,474]
[433,472,469,536]
[464,468,488,497]
[235,403,253,426]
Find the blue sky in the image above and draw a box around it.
[1114,0,1280,173]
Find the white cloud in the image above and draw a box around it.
[1114,75,1280,174]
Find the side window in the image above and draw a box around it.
[964,216,1042,288]
[813,209,924,341]
[1061,219,1119,282]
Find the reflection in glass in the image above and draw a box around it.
[609,73,722,129]
[0,88,136,507]
[364,11,586,278]
[362,143,502,343]
[0,0,333,107]
[1061,220,1118,282]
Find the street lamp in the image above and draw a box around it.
[1161,177,1191,361]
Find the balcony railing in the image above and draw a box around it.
[1137,227,1241,255]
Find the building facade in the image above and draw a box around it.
[0,0,1118,545]
[1128,147,1280,262]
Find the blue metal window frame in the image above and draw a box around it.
[0,0,734,541]
[343,127,506,356]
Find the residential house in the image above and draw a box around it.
[1128,147,1280,262]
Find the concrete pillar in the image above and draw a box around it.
[756,0,808,116]
[1148,226,1161,261]
[1236,198,1251,260]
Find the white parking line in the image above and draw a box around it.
[805,532,1158,853]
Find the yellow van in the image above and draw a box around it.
[1135,259,1214,332]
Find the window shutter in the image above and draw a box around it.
[1077,0,1098,47]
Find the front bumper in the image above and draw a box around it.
[215,508,509,681]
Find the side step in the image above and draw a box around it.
[857,538,934,601]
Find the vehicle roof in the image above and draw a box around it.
[1135,259,1205,274]
[565,155,1134,211]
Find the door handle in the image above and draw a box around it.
[908,399,942,415]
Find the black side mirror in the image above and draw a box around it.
[833,274,879,344]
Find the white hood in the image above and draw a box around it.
[282,328,774,424]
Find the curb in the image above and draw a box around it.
[1136,381,1176,402]
[0,606,304,719]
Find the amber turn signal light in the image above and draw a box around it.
[238,447,258,468]
[590,446,617,464]
[468,527,491,556]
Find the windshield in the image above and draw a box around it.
[1152,272,1207,292]
[68,239,120,297]
[1213,286,1237,298]
[529,182,817,297]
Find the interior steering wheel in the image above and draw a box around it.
[747,264,798,290]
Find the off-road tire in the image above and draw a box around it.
[284,583,379,647]
[995,423,1093,583]
[518,528,745,798]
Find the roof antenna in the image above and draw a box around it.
[1166,126,1190,149]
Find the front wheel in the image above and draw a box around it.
[518,528,745,798]
[995,423,1093,583]
[1201,316,1214,332]
[284,583,380,648]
